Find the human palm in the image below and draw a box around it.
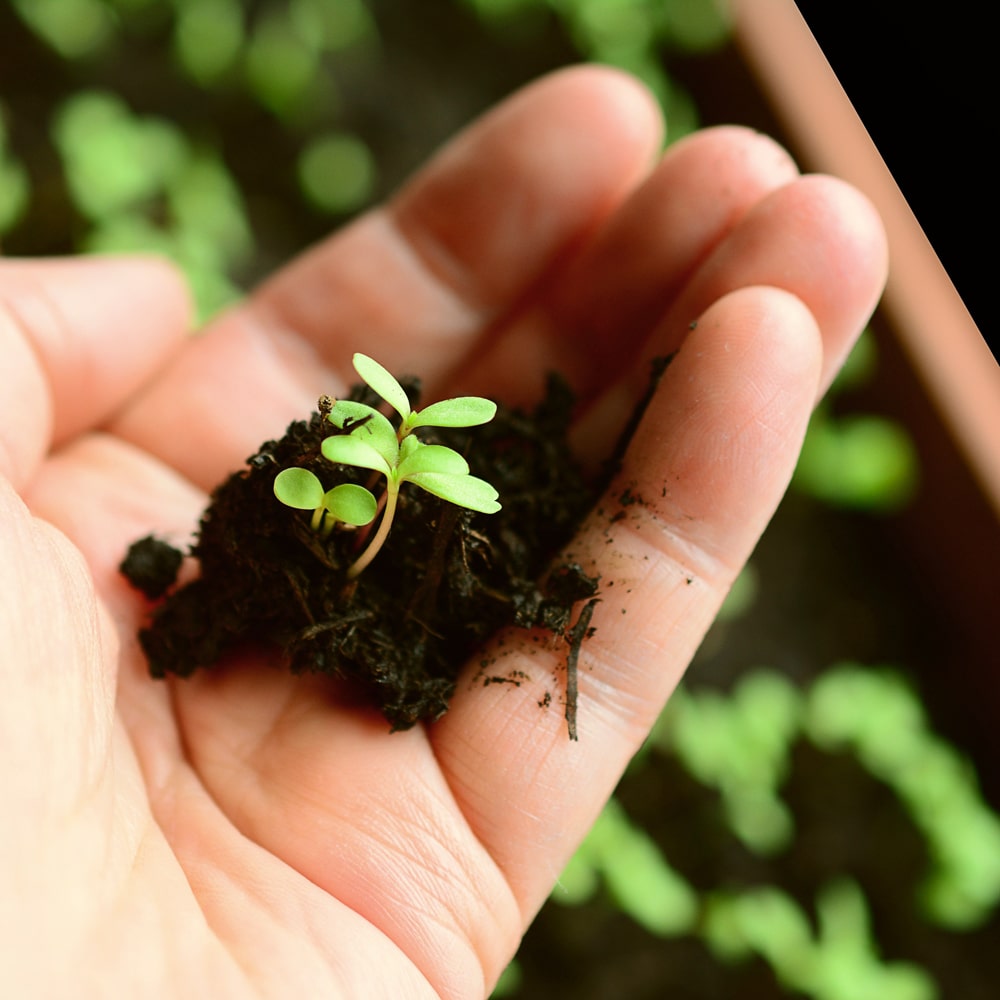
[1,68,886,998]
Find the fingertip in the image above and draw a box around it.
[766,174,889,391]
[792,172,889,280]
[622,284,823,567]
[637,170,889,408]
[669,123,799,180]
[538,123,803,401]
[549,63,666,158]
[464,62,666,169]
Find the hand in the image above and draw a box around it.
[1,67,886,998]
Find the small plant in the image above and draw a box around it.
[272,468,378,536]
[274,352,501,577]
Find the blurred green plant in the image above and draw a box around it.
[464,0,733,141]
[11,0,117,60]
[0,107,30,237]
[661,665,1000,931]
[172,0,245,86]
[52,90,252,318]
[53,91,186,219]
[558,796,699,935]
[5,0,735,318]
[654,671,802,856]
[512,663,1000,998]
[703,879,937,1000]
[244,5,323,116]
[794,412,918,511]
[806,667,1000,930]
[793,329,919,511]
[297,131,377,215]
[5,0,384,317]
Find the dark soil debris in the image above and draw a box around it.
[120,535,184,600]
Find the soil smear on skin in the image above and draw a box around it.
[120,361,669,737]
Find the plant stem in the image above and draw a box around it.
[347,484,398,578]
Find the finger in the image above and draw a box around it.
[573,173,888,457]
[24,434,205,610]
[0,473,118,830]
[260,64,664,373]
[109,66,664,490]
[0,256,191,488]
[461,125,800,406]
[660,174,888,395]
[431,286,824,919]
[0,473,147,984]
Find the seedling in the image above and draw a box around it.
[277,353,501,578]
[273,468,378,536]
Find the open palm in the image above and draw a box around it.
[1,68,886,999]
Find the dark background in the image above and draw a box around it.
[793,2,994,360]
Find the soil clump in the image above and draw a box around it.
[121,372,617,733]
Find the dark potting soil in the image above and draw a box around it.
[120,367,666,735]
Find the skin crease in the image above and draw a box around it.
[0,66,887,999]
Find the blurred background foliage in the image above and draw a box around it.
[1,1,994,998]
[0,0,729,318]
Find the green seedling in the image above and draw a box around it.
[276,352,501,578]
[273,467,378,536]
[324,352,501,577]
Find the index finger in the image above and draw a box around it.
[431,286,826,918]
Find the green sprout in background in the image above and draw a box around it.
[793,329,919,511]
[702,878,937,1000]
[10,0,117,60]
[492,663,1000,999]
[274,353,501,578]
[464,0,732,136]
[49,89,253,319]
[3,0,732,319]
[0,106,29,237]
[297,131,376,215]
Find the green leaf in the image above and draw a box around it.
[409,395,497,429]
[397,443,469,479]
[327,399,399,466]
[173,0,244,87]
[298,131,376,215]
[323,483,377,526]
[793,412,918,511]
[353,352,411,422]
[325,398,373,426]
[406,472,501,513]
[399,434,421,460]
[321,435,391,476]
[590,799,699,937]
[273,467,324,509]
